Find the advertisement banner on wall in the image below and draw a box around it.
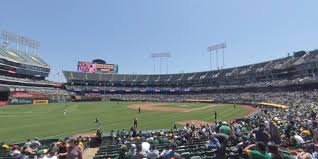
[0,101,8,106]
[10,92,49,99]
[33,100,49,104]
[9,98,33,105]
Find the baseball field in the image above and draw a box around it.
[0,101,255,143]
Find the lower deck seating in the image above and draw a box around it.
[93,138,241,159]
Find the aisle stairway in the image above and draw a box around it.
[84,148,99,159]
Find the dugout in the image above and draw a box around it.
[0,86,9,101]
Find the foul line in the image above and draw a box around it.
[185,105,216,112]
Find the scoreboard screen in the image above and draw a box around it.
[77,61,118,74]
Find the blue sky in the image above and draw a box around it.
[0,0,318,81]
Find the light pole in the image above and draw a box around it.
[207,43,226,70]
[150,52,171,74]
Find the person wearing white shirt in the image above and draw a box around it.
[146,145,159,159]
[291,131,305,145]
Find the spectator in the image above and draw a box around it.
[207,136,221,150]
[125,144,136,158]
[58,141,68,159]
[268,144,284,159]
[249,123,271,144]
[66,138,83,159]
[9,145,21,156]
[160,144,170,158]
[291,131,305,146]
[243,142,271,159]
[163,144,182,159]
[146,145,159,159]
[219,121,232,136]
[312,144,318,159]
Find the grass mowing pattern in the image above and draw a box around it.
[0,101,248,143]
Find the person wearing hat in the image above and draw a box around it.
[118,145,127,159]
[126,144,137,158]
[9,145,21,156]
[300,126,311,141]
[1,142,9,150]
[219,121,232,136]
[1,144,9,150]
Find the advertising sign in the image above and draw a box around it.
[10,92,48,99]
[0,101,8,106]
[33,100,49,104]
[9,98,33,104]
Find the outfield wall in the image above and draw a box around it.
[6,92,71,105]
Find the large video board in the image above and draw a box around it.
[77,61,118,74]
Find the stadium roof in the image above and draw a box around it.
[0,47,49,68]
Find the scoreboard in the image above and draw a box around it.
[77,61,118,74]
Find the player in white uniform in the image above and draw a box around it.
[64,109,67,116]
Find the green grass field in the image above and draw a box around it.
[0,101,249,143]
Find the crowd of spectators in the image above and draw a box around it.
[0,136,92,159]
[99,88,318,106]
[95,103,318,158]
[7,85,72,96]
[92,88,318,158]
[65,74,318,95]
[4,85,73,102]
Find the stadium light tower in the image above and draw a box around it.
[207,43,226,70]
[150,52,171,74]
[1,30,40,55]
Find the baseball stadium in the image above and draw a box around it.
[1,1,318,159]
